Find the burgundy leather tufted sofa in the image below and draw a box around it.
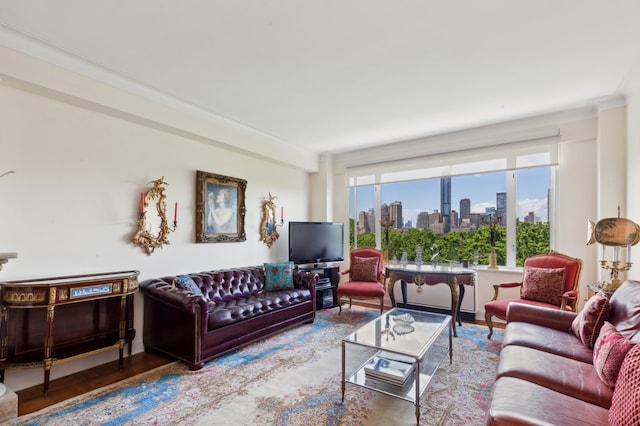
[139,266,317,370]
[485,279,640,425]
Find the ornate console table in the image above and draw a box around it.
[0,270,139,395]
[385,265,475,337]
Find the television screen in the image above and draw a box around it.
[289,222,344,266]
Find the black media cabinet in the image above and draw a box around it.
[299,265,340,310]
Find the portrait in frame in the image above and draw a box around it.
[196,170,247,243]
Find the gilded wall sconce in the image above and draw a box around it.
[260,193,280,248]
[131,177,178,255]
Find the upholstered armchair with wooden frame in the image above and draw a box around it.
[484,250,583,339]
[337,247,386,314]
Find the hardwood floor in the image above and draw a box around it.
[15,351,172,417]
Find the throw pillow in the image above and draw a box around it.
[350,256,379,282]
[264,262,294,291]
[608,344,640,425]
[173,275,202,296]
[593,322,636,388]
[521,266,565,306]
[570,292,610,349]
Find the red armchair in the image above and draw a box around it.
[337,247,385,314]
[484,251,583,339]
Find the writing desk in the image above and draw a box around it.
[385,264,475,337]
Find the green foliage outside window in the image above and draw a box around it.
[349,218,549,267]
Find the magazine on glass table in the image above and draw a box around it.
[364,351,416,386]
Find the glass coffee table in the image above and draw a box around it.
[341,308,452,424]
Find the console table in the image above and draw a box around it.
[0,270,139,395]
[385,265,475,337]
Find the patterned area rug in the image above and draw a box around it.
[13,307,503,426]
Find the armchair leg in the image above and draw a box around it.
[338,295,343,315]
[485,312,494,340]
[379,298,384,314]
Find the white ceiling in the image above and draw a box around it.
[2,1,640,155]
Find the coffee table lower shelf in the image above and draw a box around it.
[345,344,449,403]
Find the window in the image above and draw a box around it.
[348,141,555,268]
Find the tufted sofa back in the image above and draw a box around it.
[199,266,264,303]
[155,266,265,305]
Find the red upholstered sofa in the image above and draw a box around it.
[485,279,640,425]
[140,266,317,369]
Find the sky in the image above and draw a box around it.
[351,167,550,227]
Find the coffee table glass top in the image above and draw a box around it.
[342,307,451,358]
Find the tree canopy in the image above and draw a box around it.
[350,218,549,267]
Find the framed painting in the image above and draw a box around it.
[196,170,247,243]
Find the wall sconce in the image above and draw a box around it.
[260,193,280,248]
[587,215,640,292]
[131,177,178,255]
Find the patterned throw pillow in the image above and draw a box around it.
[350,256,379,282]
[593,322,636,388]
[521,266,565,306]
[608,344,640,425]
[264,262,294,291]
[173,275,202,296]
[570,292,610,349]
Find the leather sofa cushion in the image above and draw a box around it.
[496,345,613,408]
[485,377,609,426]
[502,321,593,364]
[609,280,640,343]
[207,288,311,330]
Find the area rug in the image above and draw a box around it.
[13,307,503,426]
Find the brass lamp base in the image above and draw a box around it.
[488,248,498,270]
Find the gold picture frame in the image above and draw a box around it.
[196,170,246,243]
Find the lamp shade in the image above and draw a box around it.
[587,217,640,247]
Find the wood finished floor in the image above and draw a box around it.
[15,307,502,418]
[16,351,172,417]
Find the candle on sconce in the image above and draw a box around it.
[628,245,632,262]
[614,246,620,262]
[601,244,605,260]
[281,207,284,222]
[174,202,178,222]
[140,192,145,214]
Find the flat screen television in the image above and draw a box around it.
[288,221,344,266]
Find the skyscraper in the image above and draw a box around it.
[496,192,506,226]
[460,198,471,223]
[440,177,451,233]
[389,201,403,229]
[417,211,429,229]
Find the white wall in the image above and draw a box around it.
[0,50,312,390]
[627,90,640,279]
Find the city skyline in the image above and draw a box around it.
[351,168,549,228]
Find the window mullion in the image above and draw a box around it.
[506,170,517,267]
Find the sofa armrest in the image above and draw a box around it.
[506,302,577,331]
[140,279,209,315]
[293,270,318,293]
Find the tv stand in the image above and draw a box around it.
[299,265,339,310]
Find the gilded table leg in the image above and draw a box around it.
[44,306,55,396]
